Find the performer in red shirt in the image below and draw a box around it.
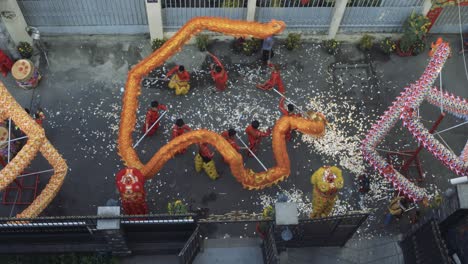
[221,128,241,152]
[256,64,285,94]
[209,52,228,91]
[0,50,13,77]
[167,65,190,95]
[172,119,192,154]
[279,97,301,141]
[245,120,271,156]
[194,143,219,180]
[143,100,167,136]
[34,108,45,127]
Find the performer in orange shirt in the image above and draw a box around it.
[143,101,167,136]
[172,119,192,154]
[167,65,190,95]
[256,64,285,94]
[279,97,301,141]
[245,120,271,156]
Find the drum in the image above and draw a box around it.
[12,59,41,89]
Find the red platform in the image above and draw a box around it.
[386,113,445,183]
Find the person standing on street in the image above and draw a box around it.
[261,35,274,64]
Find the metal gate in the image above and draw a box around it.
[400,220,451,264]
[255,0,334,32]
[430,6,468,34]
[162,0,247,30]
[17,0,149,35]
[275,213,368,248]
[178,226,202,264]
[339,0,425,33]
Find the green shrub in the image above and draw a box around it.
[262,205,275,218]
[232,37,245,53]
[257,205,275,235]
[17,42,33,58]
[242,38,261,56]
[285,33,301,51]
[323,39,339,55]
[412,39,426,55]
[359,34,375,51]
[168,200,188,215]
[151,38,166,51]
[195,34,210,51]
[398,13,431,54]
[379,37,396,54]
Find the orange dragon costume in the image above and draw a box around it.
[118,17,327,192]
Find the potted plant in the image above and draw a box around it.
[359,34,374,51]
[323,39,339,55]
[195,34,210,51]
[285,33,301,51]
[232,37,245,53]
[397,13,431,56]
[17,42,33,59]
[256,205,275,239]
[151,38,166,51]
[379,37,396,55]
[242,38,261,56]
[397,37,414,57]
[168,200,188,215]
[412,39,426,56]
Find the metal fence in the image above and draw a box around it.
[0,214,196,254]
[339,0,425,33]
[0,214,194,233]
[178,225,202,264]
[256,0,334,32]
[274,213,368,248]
[430,6,468,34]
[400,219,451,264]
[162,0,248,30]
[16,0,431,34]
[17,0,149,34]
[262,224,280,264]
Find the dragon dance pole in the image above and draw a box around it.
[235,134,268,171]
[272,88,306,114]
[18,169,54,178]
[7,118,11,162]
[0,135,28,145]
[133,111,168,148]
[433,121,468,135]
[144,77,183,83]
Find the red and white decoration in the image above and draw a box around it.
[362,41,468,202]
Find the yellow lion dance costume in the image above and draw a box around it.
[310,166,343,218]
